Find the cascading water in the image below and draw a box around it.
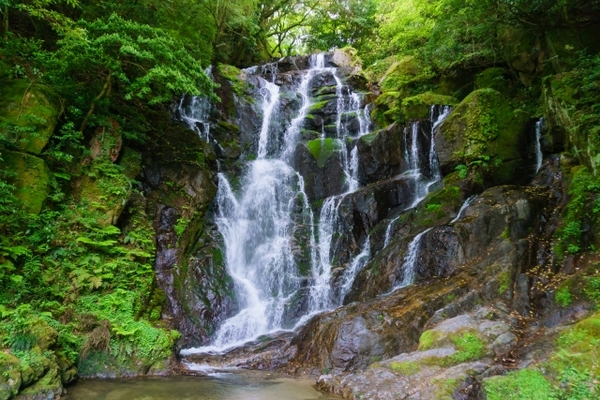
[535,117,544,173]
[185,53,380,353]
[337,237,371,303]
[450,195,477,224]
[178,95,212,142]
[394,227,432,290]
[177,67,214,142]
[404,105,451,208]
[384,216,400,248]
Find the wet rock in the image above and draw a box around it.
[292,142,346,202]
[290,278,471,373]
[435,89,530,184]
[355,123,404,184]
[182,331,298,372]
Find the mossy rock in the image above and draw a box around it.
[436,89,529,181]
[543,73,600,175]
[550,311,600,377]
[0,150,51,214]
[118,147,142,180]
[401,92,458,120]
[0,79,60,154]
[77,161,132,227]
[217,64,248,96]
[0,352,22,398]
[484,369,553,400]
[371,91,401,126]
[306,138,343,168]
[475,68,509,94]
[379,56,434,94]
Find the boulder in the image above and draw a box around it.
[435,89,530,183]
[0,150,51,214]
[0,80,60,155]
[355,123,404,184]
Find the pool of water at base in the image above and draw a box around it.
[63,371,342,400]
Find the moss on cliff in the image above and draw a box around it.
[307,138,343,168]
[0,79,60,155]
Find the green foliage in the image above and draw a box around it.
[554,167,600,259]
[484,369,554,400]
[583,276,600,306]
[555,286,573,307]
[303,0,378,58]
[448,332,486,364]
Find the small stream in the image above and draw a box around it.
[64,372,341,400]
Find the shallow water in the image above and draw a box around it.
[64,373,341,400]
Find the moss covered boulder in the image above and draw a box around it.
[76,124,141,227]
[435,88,530,184]
[0,150,51,214]
[0,79,60,155]
[400,92,457,120]
[371,56,437,126]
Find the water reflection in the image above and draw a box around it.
[64,373,341,400]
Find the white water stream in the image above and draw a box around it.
[183,54,377,354]
[535,117,544,173]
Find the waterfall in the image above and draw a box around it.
[177,95,212,142]
[257,80,280,158]
[338,237,371,303]
[450,195,476,224]
[535,118,544,173]
[394,228,432,290]
[177,67,213,142]
[405,105,451,208]
[309,196,340,310]
[184,53,382,353]
[384,216,401,248]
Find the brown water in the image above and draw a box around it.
[63,372,341,400]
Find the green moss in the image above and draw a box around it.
[484,369,553,400]
[0,150,51,214]
[379,56,435,94]
[418,328,487,366]
[475,68,508,93]
[497,271,510,294]
[401,92,457,120]
[433,378,460,400]
[441,89,528,168]
[0,79,60,155]
[552,311,600,377]
[306,138,342,168]
[418,329,445,351]
[413,178,462,226]
[217,64,248,96]
[389,360,421,375]
[308,100,330,114]
[448,332,486,364]
[555,285,573,307]
[553,167,600,259]
[359,131,379,145]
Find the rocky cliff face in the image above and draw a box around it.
[2,39,597,398]
[170,48,600,399]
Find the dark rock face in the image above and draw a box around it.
[289,185,554,376]
[291,143,346,202]
[140,118,236,346]
[355,123,404,184]
[290,279,472,373]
